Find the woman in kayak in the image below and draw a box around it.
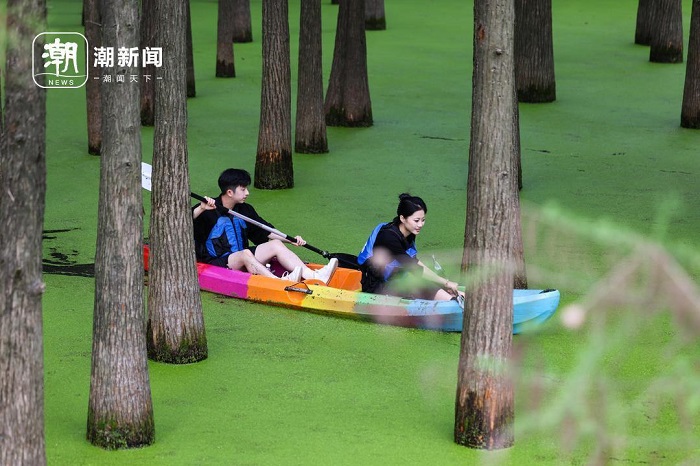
[193,168,338,284]
[357,193,462,301]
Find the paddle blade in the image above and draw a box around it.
[141,162,152,191]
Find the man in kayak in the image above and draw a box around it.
[357,193,463,302]
[193,168,338,284]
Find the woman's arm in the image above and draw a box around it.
[417,260,460,295]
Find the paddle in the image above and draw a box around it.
[141,163,360,269]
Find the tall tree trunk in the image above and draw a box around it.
[325,0,373,127]
[514,0,556,102]
[0,0,47,463]
[232,0,253,42]
[255,0,293,189]
[186,0,196,97]
[217,0,236,77]
[147,0,208,364]
[681,0,700,128]
[455,0,516,450]
[295,0,328,154]
[650,0,684,63]
[365,0,385,30]
[87,0,155,449]
[511,95,527,289]
[140,0,157,125]
[84,0,102,154]
[635,0,655,45]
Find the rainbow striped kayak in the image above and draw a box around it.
[144,248,560,333]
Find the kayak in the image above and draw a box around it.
[143,247,560,333]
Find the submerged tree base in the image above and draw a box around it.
[650,47,683,64]
[146,320,208,364]
[325,107,373,127]
[365,18,386,30]
[254,151,294,189]
[216,60,235,78]
[86,415,155,450]
[681,114,700,129]
[517,84,556,103]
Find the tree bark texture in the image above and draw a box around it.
[87,0,155,449]
[365,0,386,30]
[217,0,236,77]
[455,0,516,450]
[147,0,208,364]
[84,0,102,154]
[650,0,684,63]
[232,0,253,42]
[295,0,328,154]
[0,0,47,464]
[681,0,700,128]
[514,0,555,103]
[140,0,157,125]
[635,0,654,45]
[511,95,527,289]
[186,0,196,97]
[325,0,373,127]
[255,0,293,189]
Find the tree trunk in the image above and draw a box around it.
[217,0,236,77]
[255,0,293,189]
[186,0,196,97]
[635,0,655,45]
[681,0,700,128]
[455,0,516,450]
[0,0,47,463]
[365,0,385,30]
[295,0,328,154]
[232,0,253,42]
[514,0,556,103]
[140,0,157,125]
[84,0,102,154]
[87,0,155,449]
[325,0,373,127]
[511,95,527,289]
[147,0,208,364]
[650,0,684,63]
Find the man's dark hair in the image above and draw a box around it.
[218,168,251,193]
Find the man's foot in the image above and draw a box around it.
[313,258,338,285]
[282,266,303,283]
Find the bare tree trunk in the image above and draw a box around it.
[455,0,515,450]
[217,0,236,77]
[140,0,157,125]
[681,0,700,128]
[514,0,555,102]
[650,0,684,63]
[635,0,655,45]
[147,0,208,364]
[295,0,328,154]
[511,95,527,289]
[325,0,373,127]
[87,0,155,449]
[232,0,253,42]
[0,0,47,463]
[186,0,196,97]
[84,0,102,154]
[365,0,385,30]
[255,0,293,189]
